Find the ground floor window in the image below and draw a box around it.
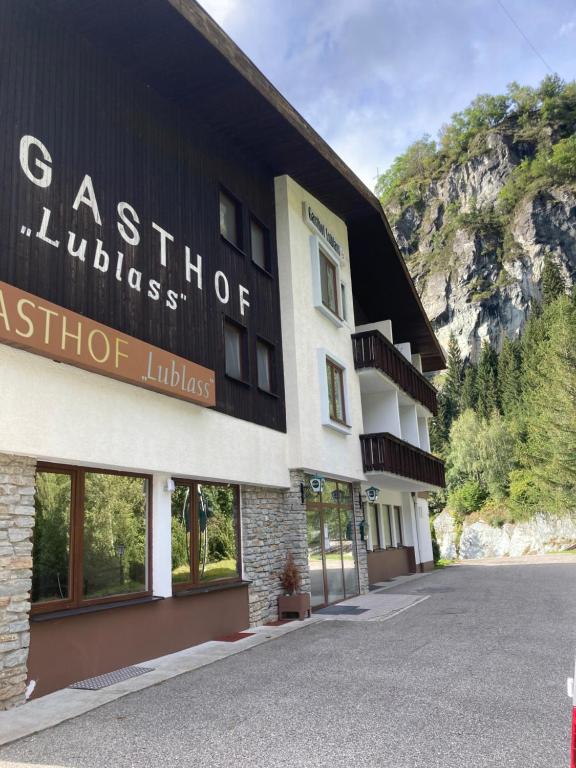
[32,465,150,613]
[393,505,403,545]
[171,481,240,589]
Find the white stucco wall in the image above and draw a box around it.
[275,175,364,481]
[361,390,401,436]
[399,405,419,447]
[0,343,290,487]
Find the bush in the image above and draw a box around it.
[447,480,487,515]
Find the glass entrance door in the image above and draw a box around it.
[305,477,360,608]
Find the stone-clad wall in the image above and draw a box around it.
[242,471,309,626]
[352,483,369,596]
[0,453,36,710]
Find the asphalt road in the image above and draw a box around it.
[1,559,575,768]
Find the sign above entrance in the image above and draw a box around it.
[0,281,216,407]
[302,202,345,261]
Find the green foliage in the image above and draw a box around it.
[541,254,566,305]
[447,480,487,515]
[497,337,522,417]
[460,364,478,411]
[476,341,499,419]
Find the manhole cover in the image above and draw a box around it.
[316,606,369,616]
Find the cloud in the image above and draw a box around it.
[199,0,575,189]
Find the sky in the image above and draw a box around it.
[198,0,576,190]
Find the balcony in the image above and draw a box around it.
[352,330,438,415]
[360,432,445,488]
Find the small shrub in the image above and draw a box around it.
[447,480,487,515]
[279,552,301,595]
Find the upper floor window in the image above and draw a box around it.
[251,218,271,273]
[326,357,346,424]
[224,320,247,381]
[220,190,241,248]
[257,339,274,393]
[320,249,339,316]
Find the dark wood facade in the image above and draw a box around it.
[0,0,285,431]
[352,330,438,415]
[361,432,446,487]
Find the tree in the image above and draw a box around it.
[523,296,576,512]
[498,337,522,417]
[444,333,463,424]
[461,364,478,412]
[541,253,565,305]
[476,341,500,419]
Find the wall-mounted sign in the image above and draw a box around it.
[0,281,216,407]
[302,202,344,260]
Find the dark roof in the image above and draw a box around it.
[37,0,445,371]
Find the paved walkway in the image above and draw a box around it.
[0,560,574,767]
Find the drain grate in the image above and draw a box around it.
[316,606,369,616]
[69,665,154,690]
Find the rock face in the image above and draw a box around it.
[387,131,576,360]
[434,509,576,560]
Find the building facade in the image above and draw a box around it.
[0,0,445,708]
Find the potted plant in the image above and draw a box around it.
[277,551,311,620]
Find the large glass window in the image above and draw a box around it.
[381,505,393,548]
[319,250,339,315]
[32,466,150,613]
[326,358,346,424]
[171,481,240,590]
[367,503,380,550]
[220,190,241,247]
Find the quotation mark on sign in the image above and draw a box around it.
[20,225,32,237]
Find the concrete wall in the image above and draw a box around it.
[0,344,289,489]
[275,175,364,482]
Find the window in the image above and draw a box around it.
[326,358,346,424]
[257,339,274,393]
[319,249,339,316]
[393,505,403,545]
[171,481,240,589]
[220,190,241,247]
[250,218,270,272]
[381,505,392,548]
[224,320,247,381]
[32,466,149,612]
[367,504,380,550]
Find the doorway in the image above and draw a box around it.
[305,477,360,608]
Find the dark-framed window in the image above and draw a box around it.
[224,319,247,381]
[367,503,381,549]
[256,338,275,393]
[171,481,240,590]
[250,217,271,273]
[393,505,403,545]
[32,464,151,614]
[340,281,348,321]
[382,505,393,548]
[220,189,241,248]
[326,357,346,424]
[319,249,339,316]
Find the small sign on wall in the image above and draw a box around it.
[302,202,345,261]
[0,281,216,407]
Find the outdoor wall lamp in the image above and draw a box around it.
[309,474,325,494]
[365,486,380,503]
[165,478,176,493]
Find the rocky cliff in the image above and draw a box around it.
[380,84,576,361]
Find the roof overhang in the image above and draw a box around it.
[33,0,446,371]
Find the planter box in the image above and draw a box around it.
[278,592,311,620]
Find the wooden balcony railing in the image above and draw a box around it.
[360,432,446,488]
[352,330,438,415]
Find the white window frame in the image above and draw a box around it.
[310,235,344,328]
[317,348,351,435]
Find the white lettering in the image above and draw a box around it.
[36,207,60,248]
[93,239,109,273]
[185,247,202,290]
[117,202,140,246]
[147,280,161,301]
[128,268,142,292]
[67,231,87,262]
[165,289,178,310]
[115,252,124,282]
[214,271,229,304]
[152,221,174,267]
[239,285,250,316]
[72,175,102,225]
[19,135,52,188]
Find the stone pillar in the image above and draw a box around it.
[0,453,36,709]
[242,470,308,626]
[352,483,369,595]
